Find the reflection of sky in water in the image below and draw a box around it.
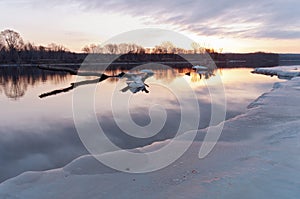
[0,67,284,182]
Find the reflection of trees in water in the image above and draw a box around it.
[153,69,177,83]
[191,73,202,82]
[99,68,177,83]
[105,69,124,83]
[0,66,69,100]
[191,70,215,82]
[105,68,178,83]
[105,67,216,83]
[141,67,216,83]
[2,76,27,99]
[0,66,217,100]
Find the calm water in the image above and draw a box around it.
[0,66,283,182]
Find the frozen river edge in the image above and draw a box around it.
[0,67,299,199]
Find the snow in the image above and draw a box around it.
[252,66,300,79]
[192,65,208,70]
[1,68,300,198]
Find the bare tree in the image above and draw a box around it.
[0,29,24,63]
[89,44,98,53]
[23,42,36,51]
[82,44,102,53]
[118,43,129,54]
[152,41,176,54]
[104,44,115,54]
[134,44,145,54]
[82,45,90,53]
[112,44,118,54]
[0,29,24,51]
[191,42,202,54]
[153,45,163,54]
[175,47,187,54]
[48,43,68,52]
[82,43,145,54]
[38,45,46,52]
[161,41,176,53]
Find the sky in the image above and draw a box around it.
[0,0,299,53]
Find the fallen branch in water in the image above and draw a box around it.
[39,77,108,98]
[38,65,126,98]
[39,84,74,98]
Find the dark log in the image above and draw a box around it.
[39,77,110,98]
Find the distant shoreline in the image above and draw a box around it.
[1,53,300,68]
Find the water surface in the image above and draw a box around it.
[0,66,283,182]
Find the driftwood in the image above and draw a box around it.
[39,78,107,98]
[39,84,74,98]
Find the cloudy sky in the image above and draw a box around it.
[0,0,299,53]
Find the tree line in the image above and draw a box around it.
[0,29,84,65]
[0,29,216,65]
[82,41,216,54]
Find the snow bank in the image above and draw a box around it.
[1,76,300,198]
[252,66,300,79]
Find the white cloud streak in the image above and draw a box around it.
[66,0,300,39]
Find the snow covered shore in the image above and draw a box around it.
[252,66,300,79]
[0,68,300,199]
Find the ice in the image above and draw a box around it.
[252,66,300,79]
[0,72,300,198]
